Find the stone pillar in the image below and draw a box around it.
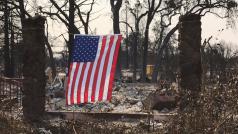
[22,16,46,122]
[179,14,202,92]
[178,14,202,132]
[178,14,202,109]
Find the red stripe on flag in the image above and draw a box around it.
[76,63,87,104]
[98,36,114,101]
[107,35,122,100]
[91,36,107,102]
[66,63,73,105]
[70,63,80,104]
[84,63,93,103]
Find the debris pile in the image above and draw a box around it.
[46,82,178,114]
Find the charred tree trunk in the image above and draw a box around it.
[84,23,89,34]
[164,45,169,80]
[110,0,122,80]
[112,8,121,34]
[151,27,165,82]
[132,32,138,82]
[22,16,46,122]
[130,8,147,82]
[3,0,12,77]
[68,0,76,70]
[44,36,56,79]
[151,25,178,83]
[132,21,140,82]
[125,7,129,69]
[141,25,150,82]
[10,15,15,77]
[141,0,162,82]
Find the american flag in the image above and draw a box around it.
[66,34,122,105]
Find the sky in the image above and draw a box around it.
[34,0,238,52]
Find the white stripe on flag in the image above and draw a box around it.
[102,35,119,101]
[88,36,103,102]
[67,62,77,105]
[95,35,111,101]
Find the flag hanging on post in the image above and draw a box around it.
[66,34,122,105]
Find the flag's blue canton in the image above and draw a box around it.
[72,35,99,62]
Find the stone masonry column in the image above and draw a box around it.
[178,14,202,132]
[179,14,202,106]
[22,16,46,122]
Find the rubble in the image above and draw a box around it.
[46,81,178,114]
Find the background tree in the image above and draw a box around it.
[7,0,57,78]
[141,0,164,82]
[151,4,181,82]
[110,0,123,79]
[151,0,238,83]
[3,0,12,77]
[120,0,148,82]
[40,0,97,72]
[129,0,148,82]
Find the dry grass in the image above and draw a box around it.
[0,113,33,134]
[164,75,238,133]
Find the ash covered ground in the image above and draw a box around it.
[46,81,178,114]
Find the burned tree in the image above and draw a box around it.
[110,0,122,34]
[68,0,76,68]
[40,0,98,71]
[110,0,123,79]
[129,1,148,82]
[141,0,164,82]
[76,0,96,34]
[3,0,13,77]
[120,0,148,82]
